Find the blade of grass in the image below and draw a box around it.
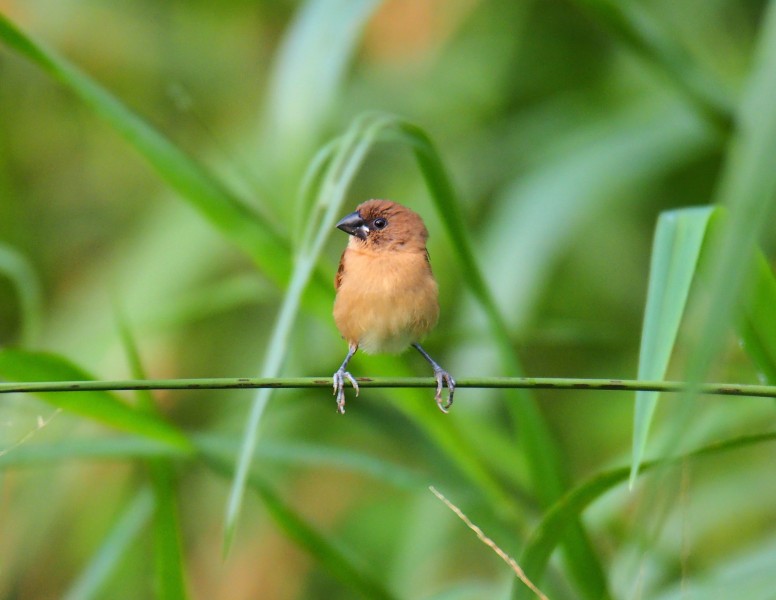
[0,14,292,287]
[651,537,776,599]
[399,119,575,501]
[0,242,42,346]
[480,98,715,333]
[198,435,425,490]
[0,437,182,467]
[737,251,776,384]
[242,112,547,530]
[568,0,733,128]
[631,202,776,490]
[0,435,424,493]
[147,461,188,600]
[686,0,776,387]
[205,452,397,600]
[62,489,155,600]
[263,0,381,177]
[116,313,189,600]
[0,349,192,451]
[514,431,776,600]
[630,207,714,486]
[396,119,609,599]
[618,9,776,581]
[225,110,545,561]
[224,112,396,551]
[301,113,557,525]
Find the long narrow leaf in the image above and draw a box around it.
[630,207,714,485]
[263,0,381,176]
[0,349,192,451]
[206,453,396,600]
[568,0,732,126]
[148,461,189,600]
[0,243,42,346]
[224,113,395,550]
[479,99,714,333]
[116,314,189,600]
[396,120,609,600]
[0,14,292,286]
[0,435,425,492]
[737,251,776,384]
[515,431,776,600]
[687,0,776,386]
[0,437,181,467]
[295,115,554,529]
[63,489,155,600]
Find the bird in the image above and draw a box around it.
[332,199,455,414]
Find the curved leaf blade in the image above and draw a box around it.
[206,452,397,600]
[687,0,776,387]
[737,251,776,384]
[116,314,189,600]
[517,432,776,600]
[0,243,43,346]
[631,206,714,485]
[63,489,155,600]
[0,13,291,285]
[398,119,609,600]
[0,349,192,451]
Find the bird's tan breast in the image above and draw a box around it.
[333,247,439,354]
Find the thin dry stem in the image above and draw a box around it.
[0,408,61,458]
[429,486,550,600]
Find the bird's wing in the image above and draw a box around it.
[335,249,347,291]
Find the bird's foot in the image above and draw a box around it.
[433,367,455,413]
[332,369,359,414]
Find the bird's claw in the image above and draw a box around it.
[433,368,455,413]
[332,369,359,414]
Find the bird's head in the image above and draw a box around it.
[336,200,429,252]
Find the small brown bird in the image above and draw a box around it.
[332,199,455,414]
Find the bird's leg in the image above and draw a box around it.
[332,343,359,414]
[412,343,455,413]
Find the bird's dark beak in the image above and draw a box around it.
[336,211,369,240]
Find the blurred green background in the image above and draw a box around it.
[1,1,775,599]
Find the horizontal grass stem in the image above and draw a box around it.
[1,377,775,399]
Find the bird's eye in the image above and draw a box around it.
[373,218,388,230]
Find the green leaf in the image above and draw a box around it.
[631,206,714,486]
[568,0,732,126]
[198,435,425,490]
[115,312,189,600]
[479,99,714,333]
[0,13,292,287]
[263,0,382,171]
[686,1,776,386]
[63,489,155,600]
[0,243,43,346]
[224,112,396,552]
[516,431,776,600]
[651,536,776,599]
[737,249,776,385]
[0,437,181,468]
[397,120,609,600]
[115,308,157,414]
[148,460,189,600]
[0,349,192,452]
[205,453,397,600]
